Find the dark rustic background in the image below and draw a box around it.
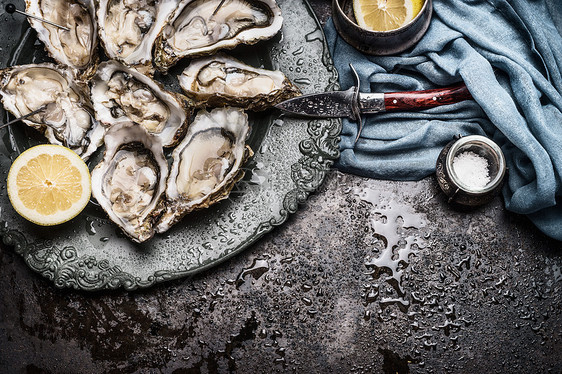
[1,1,561,373]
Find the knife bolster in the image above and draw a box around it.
[358,93,385,114]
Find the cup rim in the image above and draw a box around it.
[445,135,506,195]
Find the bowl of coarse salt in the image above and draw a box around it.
[435,135,506,207]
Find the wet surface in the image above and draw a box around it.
[2,170,561,373]
[1,1,562,373]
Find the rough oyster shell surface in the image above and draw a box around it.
[91,122,168,243]
[154,0,283,71]
[25,0,98,75]
[0,63,102,160]
[90,60,192,147]
[156,107,252,233]
[178,53,300,111]
[97,0,179,67]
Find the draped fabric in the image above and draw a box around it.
[324,0,562,240]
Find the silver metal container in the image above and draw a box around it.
[436,135,507,207]
[332,0,433,55]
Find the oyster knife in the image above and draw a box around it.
[275,64,473,142]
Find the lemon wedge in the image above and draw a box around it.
[7,144,91,226]
[353,0,424,32]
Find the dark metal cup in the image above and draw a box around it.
[436,135,507,207]
[332,0,433,55]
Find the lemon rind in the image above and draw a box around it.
[7,144,91,226]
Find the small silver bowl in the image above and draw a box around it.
[436,135,507,207]
[332,0,433,55]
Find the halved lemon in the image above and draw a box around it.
[353,0,424,32]
[7,144,91,226]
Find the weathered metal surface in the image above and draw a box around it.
[0,0,561,372]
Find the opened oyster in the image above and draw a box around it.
[178,53,300,111]
[156,107,252,233]
[91,60,192,147]
[91,122,168,243]
[0,63,102,159]
[154,0,283,71]
[97,0,178,67]
[25,0,97,74]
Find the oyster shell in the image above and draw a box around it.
[90,60,192,147]
[97,0,179,67]
[154,0,283,71]
[91,122,168,243]
[156,107,252,233]
[0,63,102,160]
[25,0,98,74]
[178,53,300,111]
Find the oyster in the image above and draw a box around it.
[156,107,252,233]
[154,0,283,71]
[0,63,102,160]
[25,0,97,74]
[90,60,192,147]
[97,0,179,67]
[178,53,300,111]
[91,122,168,243]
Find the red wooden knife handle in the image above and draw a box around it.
[384,83,473,111]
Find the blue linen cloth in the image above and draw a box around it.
[324,0,562,241]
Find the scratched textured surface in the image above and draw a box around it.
[1,0,561,373]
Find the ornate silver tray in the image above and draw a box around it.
[0,0,340,290]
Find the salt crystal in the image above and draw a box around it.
[452,151,491,190]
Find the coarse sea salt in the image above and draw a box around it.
[452,151,491,190]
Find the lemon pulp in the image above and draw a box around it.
[7,144,91,226]
[353,0,424,32]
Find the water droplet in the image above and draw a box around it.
[292,46,304,55]
[294,77,311,85]
[354,185,428,314]
[364,310,372,320]
[280,256,293,264]
[85,219,96,235]
[305,28,323,43]
[235,258,270,288]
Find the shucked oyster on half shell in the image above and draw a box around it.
[178,53,300,111]
[91,60,192,147]
[156,107,253,233]
[25,0,98,75]
[0,63,103,160]
[153,0,283,71]
[91,122,168,243]
[97,0,179,67]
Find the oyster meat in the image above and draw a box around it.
[25,0,97,74]
[0,63,102,159]
[156,107,252,233]
[97,0,179,67]
[154,0,283,71]
[91,122,168,243]
[178,53,300,111]
[91,60,191,147]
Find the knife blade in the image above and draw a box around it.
[275,64,473,142]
